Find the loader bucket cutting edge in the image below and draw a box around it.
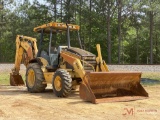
[80,72,148,104]
[10,73,25,86]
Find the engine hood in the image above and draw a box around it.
[65,47,96,57]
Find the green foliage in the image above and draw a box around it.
[0,0,160,64]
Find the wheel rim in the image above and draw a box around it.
[54,76,62,91]
[27,69,35,87]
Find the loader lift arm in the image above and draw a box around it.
[10,35,38,86]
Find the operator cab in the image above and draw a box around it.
[34,22,81,71]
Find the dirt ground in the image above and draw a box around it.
[0,85,159,120]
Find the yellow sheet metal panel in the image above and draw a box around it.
[33,22,80,33]
[43,72,54,84]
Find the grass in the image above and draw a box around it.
[141,72,160,81]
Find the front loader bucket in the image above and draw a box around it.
[80,72,148,104]
[10,73,25,86]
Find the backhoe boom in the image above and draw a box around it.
[10,35,38,86]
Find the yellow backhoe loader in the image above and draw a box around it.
[10,22,148,103]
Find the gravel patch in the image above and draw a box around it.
[1,64,160,73]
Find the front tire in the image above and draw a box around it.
[26,63,47,92]
[52,69,72,97]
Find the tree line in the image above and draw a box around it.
[0,0,160,64]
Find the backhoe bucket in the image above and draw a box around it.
[80,72,148,104]
[10,73,25,86]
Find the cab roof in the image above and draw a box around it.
[33,22,80,33]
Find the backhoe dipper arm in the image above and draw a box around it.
[12,35,38,74]
[10,35,38,86]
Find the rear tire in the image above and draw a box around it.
[26,63,47,92]
[52,69,72,97]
